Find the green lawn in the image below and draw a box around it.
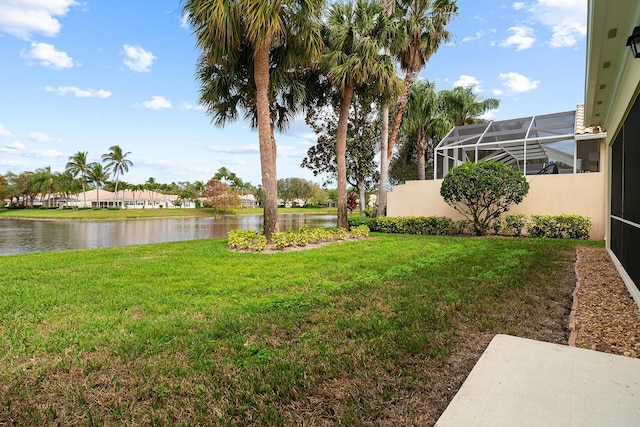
[0,235,598,425]
[0,206,337,219]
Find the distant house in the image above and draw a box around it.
[67,189,195,209]
[240,194,258,208]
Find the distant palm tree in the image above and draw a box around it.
[86,162,110,208]
[101,145,133,207]
[31,166,56,207]
[65,151,90,207]
[402,79,451,179]
[438,85,499,126]
[145,177,157,207]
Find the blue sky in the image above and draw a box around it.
[0,0,587,187]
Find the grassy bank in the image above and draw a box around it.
[0,235,598,425]
[0,206,337,220]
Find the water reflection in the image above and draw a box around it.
[0,214,336,256]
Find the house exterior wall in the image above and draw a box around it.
[585,0,640,304]
[387,171,606,240]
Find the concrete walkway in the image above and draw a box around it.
[435,334,640,426]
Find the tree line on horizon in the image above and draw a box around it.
[183,0,499,241]
[0,161,344,211]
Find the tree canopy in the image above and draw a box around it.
[440,161,529,236]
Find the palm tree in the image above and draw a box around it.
[101,145,133,207]
[183,0,324,241]
[145,177,157,207]
[376,0,457,215]
[388,0,457,155]
[65,151,90,207]
[321,0,400,228]
[213,167,232,184]
[86,162,110,208]
[402,79,451,179]
[438,85,500,126]
[31,166,56,207]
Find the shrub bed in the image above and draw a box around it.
[349,214,592,240]
[527,214,591,240]
[228,224,370,252]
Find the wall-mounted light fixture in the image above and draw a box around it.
[626,26,640,58]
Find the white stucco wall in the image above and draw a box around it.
[387,172,606,240]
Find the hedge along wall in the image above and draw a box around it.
[387,172,606,240]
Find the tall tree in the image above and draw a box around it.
[0,174,9,203]
[65,151,90,207]
[321,0,400,228]
[183,0,325,241]
[302,88,380,215]
[376,0,397,217]
[86,162,110,207]
[438,85,499,126]
[102,145,133,206]
[377,0,457,215]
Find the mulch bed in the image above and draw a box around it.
[573,246,640,358]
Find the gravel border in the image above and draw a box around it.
[573,246,640,358]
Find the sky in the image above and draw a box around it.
[0,0,588,187]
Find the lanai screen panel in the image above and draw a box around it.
[435,110,577,178]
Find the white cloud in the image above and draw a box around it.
[499,72,540,93]
[6,141,25,151]
[29,131,55,142]
[529,0,587,48]
[28,149,64,159]
[277,145,306,158]
[462,31,485,43]
[45,86,112,98]
[453,75,482,92]
[179,101,206,111]
[208,145,259,155]
[500,26,536,50]
[0,0,77,40]
[140,96,172,110]
[220,157,247,166]
[0,124,12,137]
[21,42,74,69]
[493,89,504,96]
[123,44,156,72]
[513,2,526,10]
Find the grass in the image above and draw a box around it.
[0,206,337,220]
[0,235,601,425]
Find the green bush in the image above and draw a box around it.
[440,161,530,235]
[348,216,454,235]
[349,225,370,238]
[527,215,591,239]
[492,217,505,234]
[505,214,527,236]
[228,230,261,250]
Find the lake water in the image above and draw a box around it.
[0,214,337,256]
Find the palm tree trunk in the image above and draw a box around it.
[377,104,390,216]
[254,42,279,242]
[81,173,87,207]
[417,141,427,180]
[114,169,120,208]
[387,69,415,159]
[336,83,354,229]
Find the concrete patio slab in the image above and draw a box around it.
[435,334,640,426]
